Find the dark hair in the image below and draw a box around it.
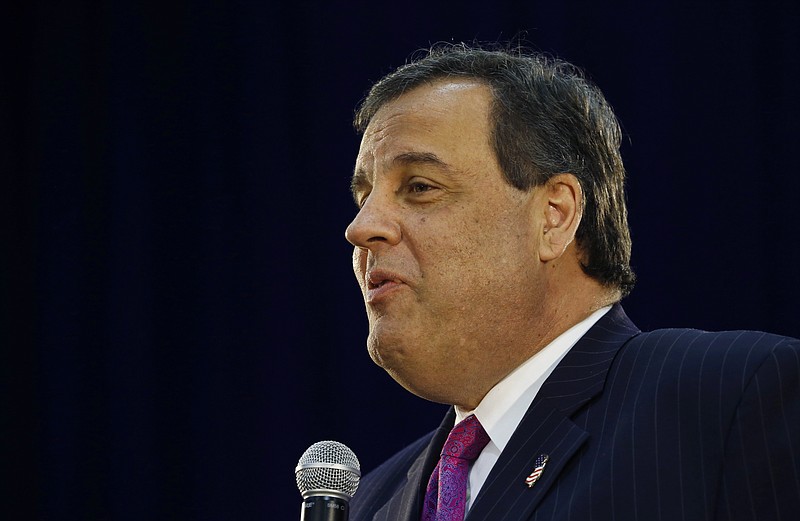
[354,43,635,296]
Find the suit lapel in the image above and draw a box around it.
[466,305,640,520]
[373,409,455,521]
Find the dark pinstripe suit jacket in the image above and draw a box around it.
[350,305,800,520]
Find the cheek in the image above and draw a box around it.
[352,249,367,286]
[419,229,497,295]
[450,216,533,284]
[412,201,533,286]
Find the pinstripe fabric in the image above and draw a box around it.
[349,305,800,521]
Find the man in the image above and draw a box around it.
[344,44,800,521]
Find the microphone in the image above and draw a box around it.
[295,441,361,521]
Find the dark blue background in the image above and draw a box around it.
[4,1,799,519]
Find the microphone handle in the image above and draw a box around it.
[300,495,349,521]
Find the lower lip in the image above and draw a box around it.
[366,281,404,303]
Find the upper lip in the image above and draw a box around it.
[366,269,405,289]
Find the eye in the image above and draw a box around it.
[352,190,370,209]
[408,182,435,194]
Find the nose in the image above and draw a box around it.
[345,193,402,249]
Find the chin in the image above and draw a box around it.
[366,323,411,364]
[366,332,395,368]
[366,334,406,371]
[389,371,457,405]
[367,340,456,405]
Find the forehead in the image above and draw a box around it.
[355,80,495,174]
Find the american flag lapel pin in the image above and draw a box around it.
[525,454,549,488]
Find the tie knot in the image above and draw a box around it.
[441,415,490,462]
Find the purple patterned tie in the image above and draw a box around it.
[421,415,491,521]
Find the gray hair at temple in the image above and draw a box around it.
[354,43,636,297]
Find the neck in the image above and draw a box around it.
[454,280,616,410]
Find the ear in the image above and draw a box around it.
[538,173,582,262]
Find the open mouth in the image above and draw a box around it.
[368,278,390,289]
[366,271,402,291]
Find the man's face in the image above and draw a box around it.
[346,80,550,408]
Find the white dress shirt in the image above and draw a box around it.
[454,305,611,511]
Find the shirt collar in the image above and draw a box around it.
[455,305,611,451]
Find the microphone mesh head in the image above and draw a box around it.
[295,441,361,499]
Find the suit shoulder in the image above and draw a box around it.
[629,327,798,356]
[616,327,799,389]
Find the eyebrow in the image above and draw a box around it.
[350,169,370,202]
[393,151,452,171]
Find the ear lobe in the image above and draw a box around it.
[539,174,582,262]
